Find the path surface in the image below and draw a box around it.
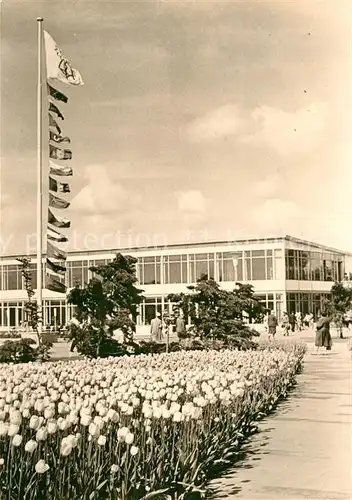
[210,330,352,500]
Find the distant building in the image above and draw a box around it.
[0,235,349,330]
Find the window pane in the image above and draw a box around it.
[208,260,214,279]
[223,260,235,281]
[169,262,181,283]
[245,258,251,280]
[169,255,181,262]
[252,258,265,280]
[252,250,265,257]
[196,260,208,280]
[143,263,156,284]
[266,256,274,279]
[72,267,82,286]
[181,262,187,282]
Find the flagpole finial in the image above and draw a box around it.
[37,17,44,22]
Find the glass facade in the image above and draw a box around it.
[286,292,331,317]
[285,250,344,281]
[0,239,348,329]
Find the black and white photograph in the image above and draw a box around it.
[0,1,351,499]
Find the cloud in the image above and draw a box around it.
[177,190,207,215]
[241,102,329,156]
[185,104,244,142]
[71,164,141,215]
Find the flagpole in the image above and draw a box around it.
[36,17,44,337]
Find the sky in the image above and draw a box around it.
[1,0,351,256]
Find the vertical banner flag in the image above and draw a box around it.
[44,30,83,293]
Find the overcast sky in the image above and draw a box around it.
[1,0,351,256]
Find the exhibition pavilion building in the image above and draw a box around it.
[0,235,350,330]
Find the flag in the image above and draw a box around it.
[48,114,61,135]
[49,145,72,161]
[47,241,67,261]
[46,272,66,294]
[49,130,71,144]
[44,31,84,86]
[49,160,73,177]
[47,226,68,243]
[49,192,70,209]
[46,258,66,275]
[48,209,71,228]
[49,102,64,120]
[47,83,68,103]
[49,176,70,193]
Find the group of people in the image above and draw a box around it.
[150,312,186,343]
[266,309,332,353]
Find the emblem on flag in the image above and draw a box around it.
[44,31,84,86]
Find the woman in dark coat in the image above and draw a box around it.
[315,310,332,353]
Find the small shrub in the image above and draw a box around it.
[0,332,21,339]
[0,339,52,364]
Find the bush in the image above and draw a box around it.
[0,332,21,339]
[0,339,52,364]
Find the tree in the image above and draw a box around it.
[67,253,144,357]
[167,275,264,349]
[324,282,352,339]
[17,257,41,345]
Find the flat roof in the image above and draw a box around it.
[0,235,350,261]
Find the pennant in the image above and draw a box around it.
[47,241,67,261]
[44,31,84,86]
[49,145,72,161]
[46,258,66,275]
[49,160,73,177]
[47,83,68,103]
[47,226,68,243]
[49,176,70,193]
[48,209,71,228]
[49,130,71,144]
[46,273,66,294]
[49,113,62,135]
[49,102,64,120]
[49,192,70,209]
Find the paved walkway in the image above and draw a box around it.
[210,331,352,500]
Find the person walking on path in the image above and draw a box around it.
[176,314,186,339]
[315,310,332,354]
[289,312,296,333]
[150,312,163,343]
[282,312,290,336]
[296,311,302,331]
[267,310,278,341]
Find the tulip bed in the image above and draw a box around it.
[0,345,305,499]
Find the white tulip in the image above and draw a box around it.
[130,445,139,456]
[29,415,40,430]
[125,432,134,444]
[8,424,20,437]
[35,459,49,474]
[25,440,38,453]
[36,427,48,442]
[97,435,107,446]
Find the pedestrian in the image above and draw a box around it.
[176,313,186,339]
[282,312,290,336]
[296,311,302,331]
[150,312,163,343]
[303,313,310,329]
[289,312,296,333]
[267,310,278,342]
[315,309,332,353]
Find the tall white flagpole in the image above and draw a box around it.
[36,17,44,337]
